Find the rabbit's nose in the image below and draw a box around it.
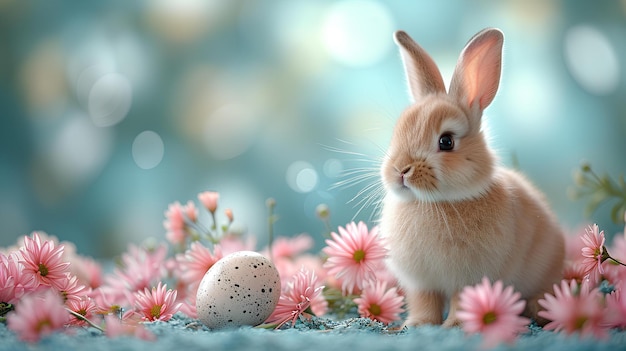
[400,166,413,187]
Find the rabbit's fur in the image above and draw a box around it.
[380,29,565,326]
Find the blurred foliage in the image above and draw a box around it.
[571,163,626,224]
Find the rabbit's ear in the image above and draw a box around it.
[449,28,503,111]
[394,31,446,103]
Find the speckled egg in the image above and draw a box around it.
[196,251,281,329]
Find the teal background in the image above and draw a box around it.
[1,0,625,257]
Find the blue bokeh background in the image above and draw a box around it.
[1,0,625,258]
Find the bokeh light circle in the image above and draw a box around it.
[564,25,620,95]
[286,161,319,193]
[132,130,165,170]
[88,73,133,127]
[47,114,113,187]
[321,0,395,67]
[203,104,258,160]
[323,158,343,178]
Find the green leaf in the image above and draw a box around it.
[611,202,626,224]
[585,193,607,218]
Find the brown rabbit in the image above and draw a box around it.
[380,28,565,327]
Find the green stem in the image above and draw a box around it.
[0,302,14,318]
[266,198,276,262]
[607,252,626,268]
[65,308,104,332]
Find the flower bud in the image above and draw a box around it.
[316,204,330,219]
[224,208,234,223]
[198,191,219,213]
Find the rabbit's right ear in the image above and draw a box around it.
[394,31,446,103]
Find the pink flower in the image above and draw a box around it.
[603,235,626,285]
[538,279,608,339]
[133,282,182,322]
[562,261,587,285]
[0,252,38,304]
[267,234,314,260]
[274,254,326,291]
[104,314,155,341]
[7,289,69,343]
[66,296,98,327]
[322,222,387,295]
[19,232,70,290]
[164,201,197,246]
[198,191,220,213]
[606,288,626,328]
[175,242,223,292]
[90,287,126,316]
[266,268,326,328]
[219,234,256,256]
[177,293,197,319]
[69,254,103,290]
[457,277,530,348]
[57,273,88,302]
[224,208,234,223]
[564,226,588,263]
[580,224,607,282]
[354,281,404,324]
[107,243,168,294]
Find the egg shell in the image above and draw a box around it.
[196,250,281,329]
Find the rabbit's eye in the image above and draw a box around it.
[438,134,454,151]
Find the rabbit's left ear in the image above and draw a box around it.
[449,28,504,111]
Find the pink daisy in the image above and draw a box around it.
[90,287,126,316]
[354,280,404,324]
[19,232,70,290]
[268,233,314,260]
[564,226,588,263]
[177,293,197,319]
[274,254,326,291]
[0,252,38,304]
[606,287,626,328]
[164,201,197,246]
[69,254,103,290]
[133,282,182,322]
[107,243,168,294]
[66,296,98,327]
[57,273,88,302]
[322,222,387,295]
[457,277,530,348]
[6,289,69,343]
[198,191,220,214]
[104,313,156,341]
[562,261,587,285]
[538,279,608,339]
[266,268,326,328]
[603,236,626,285]
[224,208,234,223]
[175,242,223,295]
[219,234,256,256]
[580,224,607,282]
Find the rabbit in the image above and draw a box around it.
[379,28,565,327]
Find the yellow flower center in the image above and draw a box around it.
[482,311,497,325]
[368,303,382,316]
[574,316,587,330]
[150,304,162,319]
[353,249,366,263]
[35,319,51,332]
[594,247,601,259]
[38,263,48,276]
